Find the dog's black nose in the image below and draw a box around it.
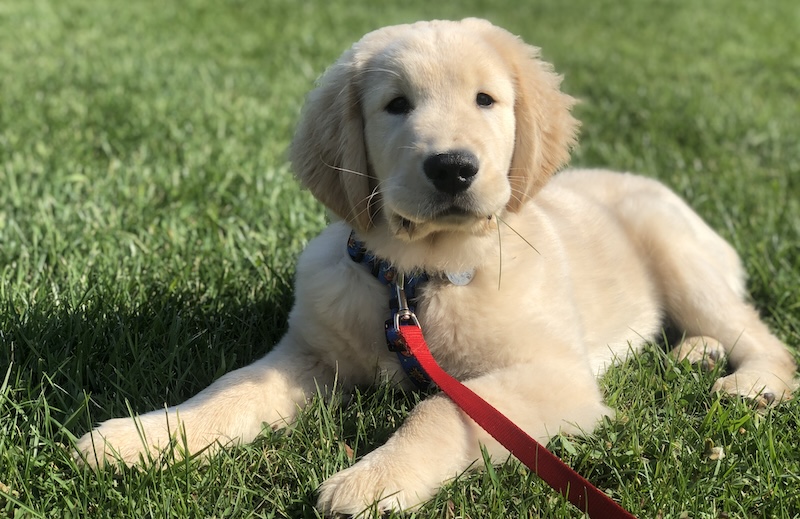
[423,151,479,195]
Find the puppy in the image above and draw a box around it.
[76,18,797,515]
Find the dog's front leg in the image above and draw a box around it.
[316,361,611,516]
[76,332,334,467]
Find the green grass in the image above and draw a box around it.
[1,0,799,517]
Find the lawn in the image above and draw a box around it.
[1,0,799,517]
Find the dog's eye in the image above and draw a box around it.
[476,92,495,107]
[385,96,413,115]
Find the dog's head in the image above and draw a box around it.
[290,18,578,241]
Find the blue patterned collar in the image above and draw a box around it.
[348,231,442,388]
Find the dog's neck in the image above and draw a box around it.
[352,220,498,275]
[347,230,477,286]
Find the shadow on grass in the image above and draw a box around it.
[1,273,295,441]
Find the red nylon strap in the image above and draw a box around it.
[398,325,636,518]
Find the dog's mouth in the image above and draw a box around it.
[393,207,494,240]
[433,205,478,220]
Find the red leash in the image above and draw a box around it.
[398,325,636,518]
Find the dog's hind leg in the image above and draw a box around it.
[638,187,797,406]
[557,171,795,404]
[666,289,797,407]
[668,335,726,370]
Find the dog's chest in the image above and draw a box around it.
[413,276,526,379]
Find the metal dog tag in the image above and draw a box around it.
[446,268,475,286]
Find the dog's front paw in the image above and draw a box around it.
[316,449,440,517]
[712,371,795,408]
[75,415,176,468]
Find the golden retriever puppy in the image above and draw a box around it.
[76,18,797,515]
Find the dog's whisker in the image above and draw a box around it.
[347,183,385,226]
[364,188,385,228]
[506,188,525,206]
[507,187,525,201]
[353,182,385,225]
[320,156,377,179]
[363,67,403,79]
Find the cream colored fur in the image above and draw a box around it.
[76,19,797,516]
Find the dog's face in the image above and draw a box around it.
[290,18,579,241]
[358,33,517,239]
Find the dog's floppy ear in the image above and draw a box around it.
[468,19,580,212]
[289,47,374,231]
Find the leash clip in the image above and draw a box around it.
[393,272,422,330]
